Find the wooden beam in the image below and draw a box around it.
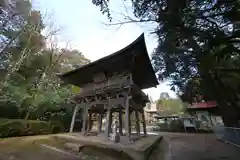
[118,105,123,136]
[135,109,140,137]
[109,97,125,107]
[124,95,131,141]
[130,99,143,109]
[73,86,132,101]
[141,108,147,136]
[98,109,104,133]
[79,97,125,108]
[75,76,131,98]
[87,112,92,132]
[69,105,79,133]
[105,107,112,138]
[82,106,88,133]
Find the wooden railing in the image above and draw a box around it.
[80,74,132,95]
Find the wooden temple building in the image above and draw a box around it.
[58,34,158,142]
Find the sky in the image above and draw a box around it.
[32,0,177,101]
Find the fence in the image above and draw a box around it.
[213,126,240,147]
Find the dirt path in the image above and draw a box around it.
[161,133,240,160]
[0,135,101,160]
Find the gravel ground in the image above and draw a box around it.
[161,133,240,160]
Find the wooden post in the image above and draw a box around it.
[82,107,88,133]
[105,107,112,138]
[125,95,131,141]
[118,105,123,136]
[141,108,147,136]
[109,109,113,133]
[87,112,92,132]
[135,109,140,137]
[208,112,214,127]
[98,110,103,133]
[69,105,79,133]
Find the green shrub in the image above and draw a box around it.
[48,121,64,134]
[27,120,51,135]
[0,120,26,137]
[0,119,60,138]
[0,102,20,119]
[0,119,9,125]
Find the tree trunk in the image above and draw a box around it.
[24,110,30,120]
[198,67,240,127]
[213,72,240,114]
[208,72,240,127]
[220,105,240,127]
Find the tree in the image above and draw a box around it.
[92,0,240,126]
[0,6,45,86]
[0,1,44,113]
[0,0,90,125]
[0,0,32,69]
[54,49,90,72]
[157,97,185,116]
[160,92,170,100]
[179,77,215,104]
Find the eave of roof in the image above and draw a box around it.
[58,33,159,89]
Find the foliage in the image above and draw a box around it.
[0,0,33,70]
[156,95,185,116]
[56,49,90,72]
[48,121,65,133]
[0,101,19,118]
[0,0,90,132]
[0,119,63,138]
[92,0,240,126]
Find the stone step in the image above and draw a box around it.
[64,143,84,152]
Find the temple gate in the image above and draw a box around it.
[58,34,158,142]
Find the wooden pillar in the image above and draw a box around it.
[118,105,123,136]
[87,112,92,132]
[135,109,140,137]
[105,107,112,138]
[98,110,103,133]
[69,105,79,133]
[125,95,131,141]
[82,107,88,133]
[208,112,214,127]
[141,108,147,136]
